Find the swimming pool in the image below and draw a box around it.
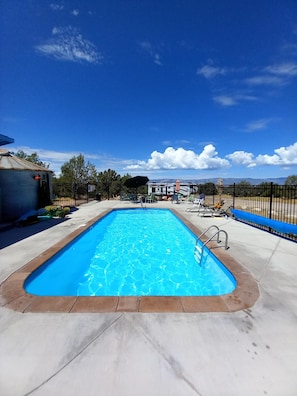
[24,208,236,297]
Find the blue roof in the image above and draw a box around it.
[0,134,14,146]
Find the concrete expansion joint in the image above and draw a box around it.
[128,318,203,395]
[257,239,281,283]
[23,313,124,396]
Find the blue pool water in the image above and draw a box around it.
[24,209,236,296]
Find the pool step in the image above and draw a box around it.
[194,244,202,264]
[194,225,229,267]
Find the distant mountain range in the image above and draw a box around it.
[150,177,288,185]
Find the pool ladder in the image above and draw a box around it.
[194,225,229,266]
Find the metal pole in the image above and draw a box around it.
[233,183,236,208]
[269,182,273,220]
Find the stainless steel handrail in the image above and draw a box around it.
[194,226,229,266]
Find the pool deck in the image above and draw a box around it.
[1,200,297,395]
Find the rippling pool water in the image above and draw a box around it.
[25,208,236,296]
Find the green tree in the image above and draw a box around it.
[120,173,132,195]
[60,154,96,184]
[285,175,297,186]
[198,182,216,195]
[97,169,122,199]
[234,180,252,197]
[14,150,49,168]
[258,182,271,197]
[283,175,297,199]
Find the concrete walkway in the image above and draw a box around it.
[0,200,297,396]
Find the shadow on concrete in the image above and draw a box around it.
[0,217,69,249]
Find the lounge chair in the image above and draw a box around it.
[197,200,232,217]
[186,198,205,212]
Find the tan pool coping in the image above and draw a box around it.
[0,208,259,313]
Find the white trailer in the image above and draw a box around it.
[147,182,198,198]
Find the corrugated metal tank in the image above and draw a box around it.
[0,149,53,222]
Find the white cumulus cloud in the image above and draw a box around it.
[126,141,297,173]
[226,151,255,167]
[256,142,297,165]
[227,142,297,168]
[125,145,230,171]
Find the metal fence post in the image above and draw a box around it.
[269,182,273,220]
[233,183,236,208]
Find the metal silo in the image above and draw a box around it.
[0,149,53,222]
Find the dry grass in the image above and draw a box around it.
[52,197,76,207]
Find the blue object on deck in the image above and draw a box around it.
[17,210,38,222]
[231,209,297,235]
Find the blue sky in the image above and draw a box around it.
[1,0,297,180]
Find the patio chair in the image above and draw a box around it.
[186,198,205,212]
[197,200,232,217]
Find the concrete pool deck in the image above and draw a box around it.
[0,199,297,395]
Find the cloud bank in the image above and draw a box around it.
[126,142,297,171]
